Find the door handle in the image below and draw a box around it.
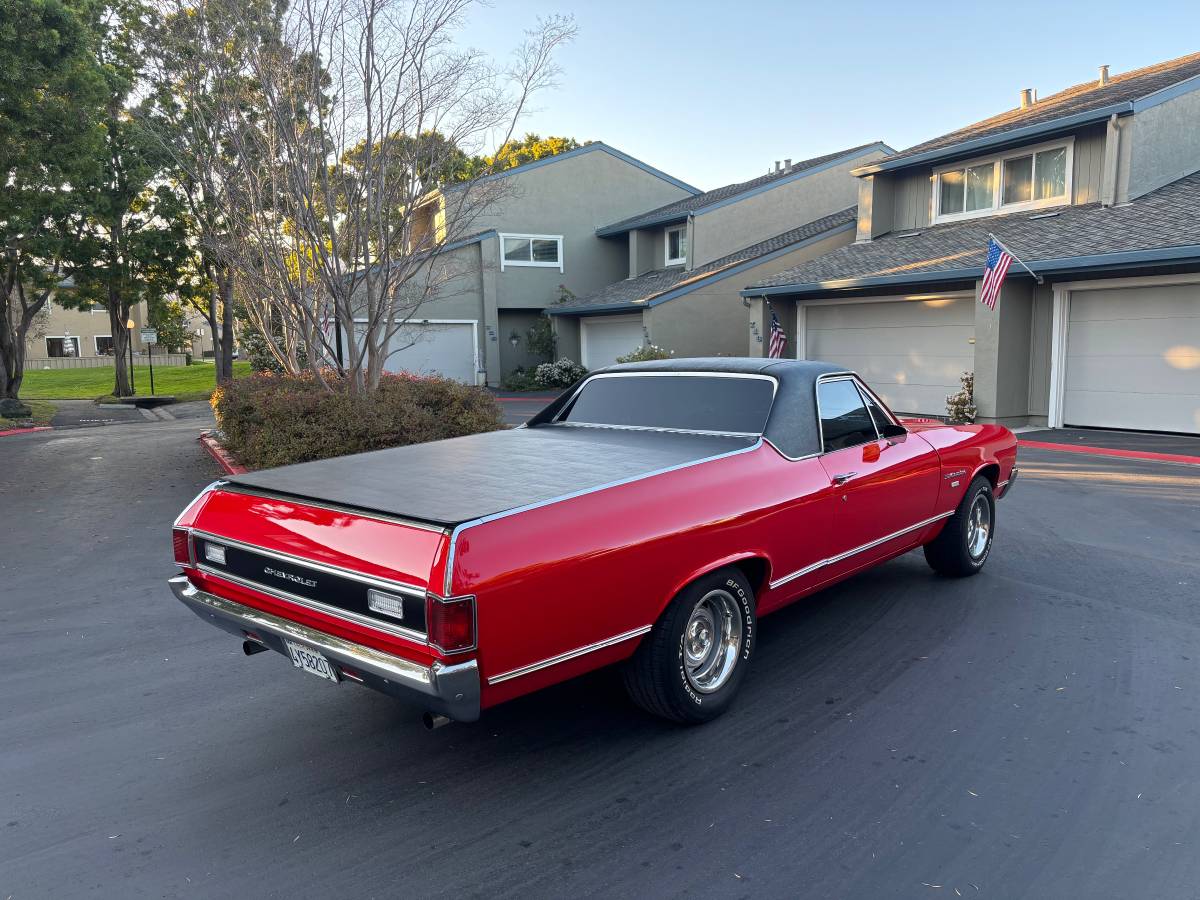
[832,472,857,486]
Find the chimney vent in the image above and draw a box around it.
[784,158,792,171]
[1098,64,1110,86]
[1019,88,1034,109]
[774,160,781,173]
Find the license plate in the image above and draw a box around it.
[284,639,340,684]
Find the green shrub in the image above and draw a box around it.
[534,358,587,387]
[615,343,673,364]
[500,366,542,391]
[212,371,505,470]
[946,371,976,424]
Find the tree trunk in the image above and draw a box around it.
[2,279,53,399]
[218,269,235,382]
[110,305,132,397]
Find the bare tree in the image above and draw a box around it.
[210,0,573,392]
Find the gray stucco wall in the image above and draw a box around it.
[647,229,856,358]
[1026,283,1054,421]
[498,309,549,375]
[974,278,1034,425]
[688,148,887,266]
[1127,84,1200,199]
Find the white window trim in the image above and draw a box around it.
[45,335,82,357]
[94,335,114,355]
[499,233,564,272]
[664,224,687,266]
[931,137,1074,224]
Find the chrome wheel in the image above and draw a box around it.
[967,493,992,559]
[683,589,743,694]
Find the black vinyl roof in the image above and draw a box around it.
[529,358,848,458]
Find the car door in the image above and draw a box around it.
[815,376,941,575]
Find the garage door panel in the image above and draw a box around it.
[381,322,476,382]
[805,296,974,417]
[581,316,644,370]
[1063,284,1199,433]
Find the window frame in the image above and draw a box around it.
[94,335,114,355]
[664,224,687,266]
[931,136,1074,224]
[45,336,82,358]
[498,233,564,272]
[815,374,904,455]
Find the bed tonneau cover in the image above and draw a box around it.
[226,425,756,527]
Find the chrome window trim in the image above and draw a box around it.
[442,438,764,596]
[215,483,448,534]
[551,370,779,430]
[814,372,896,455]
[487,625,653,685]
[551,421,761,439]
[768,509,954,590]
[194,562,432,645]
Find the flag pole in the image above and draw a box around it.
[989,233,1043,284]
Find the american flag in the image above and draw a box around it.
[768,306,787,358]
[979,237,1013,310]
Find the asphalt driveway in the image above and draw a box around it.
[1,422,1198,898]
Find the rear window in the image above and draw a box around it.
[559,374,775,434]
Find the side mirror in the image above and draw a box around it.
[880,423,908,440]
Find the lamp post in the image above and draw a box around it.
[126,318,137,395]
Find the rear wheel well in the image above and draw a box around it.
[732,557,770,597]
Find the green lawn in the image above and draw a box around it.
[20,361,252,401]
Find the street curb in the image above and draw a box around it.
[199,430,248,475]
[1018,439,1200,467]
[0,426,53,438]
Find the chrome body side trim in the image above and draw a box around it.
[487,625,653,685]
[169,575,479,721]
[442,438,765,596]
[768,510,955,590]
[173,480,224,527]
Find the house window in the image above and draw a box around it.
[665,225,687,265]
[499,233,563,271]
[46,337,81,358]
[95,335,115,355]
[933,138,1073,223]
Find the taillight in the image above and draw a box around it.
[427,593,476,654]
[172,528,192,566]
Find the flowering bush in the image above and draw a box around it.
[615,344,673,364]
[534,357,587,388]
[212,371,504,469]
[946,371,977,424]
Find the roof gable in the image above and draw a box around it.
[596,143,891,236]
[857,52,1200,175]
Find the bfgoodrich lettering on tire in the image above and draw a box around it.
[622,567,756,724]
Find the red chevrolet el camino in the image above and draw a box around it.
[170,359,1018,726]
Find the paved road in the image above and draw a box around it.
[2,423,1199,899]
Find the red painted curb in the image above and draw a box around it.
[199,430,248,475]
[0,426,53,438]
[1018,439,1200,466]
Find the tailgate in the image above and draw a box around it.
[178,486,448,653]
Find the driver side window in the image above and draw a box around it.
[817,378,879,452]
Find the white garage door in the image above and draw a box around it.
[805,296,975,416]
[581,314,645,370]
[356,321,477,383]
[1063,284,1200,434]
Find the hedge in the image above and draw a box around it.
[212,372,505,470]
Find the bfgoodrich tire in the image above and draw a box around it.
[622,567,756,724]
[924,475,995,577]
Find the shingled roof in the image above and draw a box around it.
[596,144,889,236]
[553,208,857,315]
[745,171,1200,295]
[855,52,1200,174]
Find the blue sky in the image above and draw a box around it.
[458,0,1200,191]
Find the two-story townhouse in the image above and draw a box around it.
[547,143,892,369]
[24,297,215,365]
[355,142,699,386]
[743,53,1200,435]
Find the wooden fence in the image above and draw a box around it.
[24,353,191,371]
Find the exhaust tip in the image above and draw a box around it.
[422,712,452,730]
[242,640,269,656]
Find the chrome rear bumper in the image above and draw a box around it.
[169,574,480,722]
